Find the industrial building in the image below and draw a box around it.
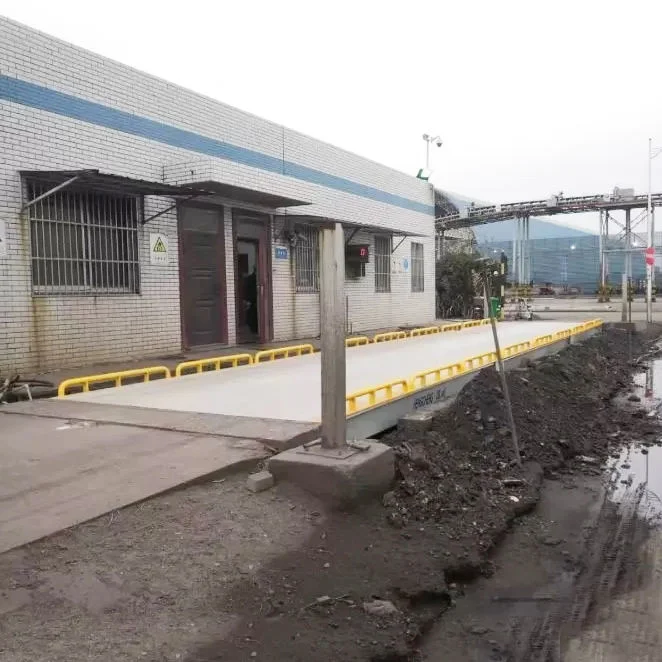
[0,17,435,373]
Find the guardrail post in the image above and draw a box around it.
[320,222,347,449]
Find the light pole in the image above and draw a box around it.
[647,139,662,323]
[422,133,442,171]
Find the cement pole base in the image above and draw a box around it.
[268,441,394,508]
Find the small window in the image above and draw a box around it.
[295,225,320,292]
[411,242,424,292]
[28,182,140,295]
[374,235,391,293]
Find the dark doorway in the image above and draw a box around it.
[178,205,227,347]
[233,211,272,344]
[236,239,259,341]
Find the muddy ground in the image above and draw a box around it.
[1,327,661,661]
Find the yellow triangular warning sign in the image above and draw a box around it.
[153,237,166,253]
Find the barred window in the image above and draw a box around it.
[374,235,391,293]
[294,225,319,292]
[411,242,424,292]
[28,183,140,295]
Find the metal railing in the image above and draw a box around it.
[58,366,170,397]
[373,331,408,343]
[174,353,253,377]
[254,344,315,363]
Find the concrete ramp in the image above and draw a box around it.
[0,412,267,553]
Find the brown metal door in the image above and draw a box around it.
[179,205,227,347]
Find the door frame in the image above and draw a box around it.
[232,209,273,344]
[177,201,228,349]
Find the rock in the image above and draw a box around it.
[382,491,397,508]
[315,595,333,605]
[474,411,482,422]
[246,471,275,493]
[502,478,526,487]
[508,496,520,503]
[621,463,631,469]
[387,512,404,528]
[628,394,642,402]
[641,448,649,455]
[470,625,489,635]
[497,427,511,438]
[578,455,598,465]
[363,599,399,617]
[541,536,562,546]
[557,439,569,448]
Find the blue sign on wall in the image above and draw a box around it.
[274,246,289,260]
[402,258,409,272]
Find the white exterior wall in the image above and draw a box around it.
[0,17,434,372]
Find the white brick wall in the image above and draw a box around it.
[0,17,434,373]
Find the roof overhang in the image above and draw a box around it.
[275,214,427,238]
[185,180,311,209]
[20,169,210,198]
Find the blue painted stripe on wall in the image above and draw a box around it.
[0,75,433,216]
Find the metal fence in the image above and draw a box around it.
[294,225,320,292]
[28,182,140,295]
[375,235,391,292]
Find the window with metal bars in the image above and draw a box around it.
[411,242,425,292]
[28,182,141,295]
[374,235,391,293]
[294,225,320,292]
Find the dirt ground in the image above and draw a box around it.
[1,327,661,662]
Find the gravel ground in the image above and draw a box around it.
[1,327,661,662]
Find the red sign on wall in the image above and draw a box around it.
[646,247,655,266]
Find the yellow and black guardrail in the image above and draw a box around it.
[57,317,542,397]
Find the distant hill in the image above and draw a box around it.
[439,189,594,242]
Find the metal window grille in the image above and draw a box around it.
[411,242,425,292]
[28,182,141,295]
[374,235,391,293]
[294,225,320,292]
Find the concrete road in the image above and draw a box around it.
[0,412,267,553]
[66,321,586,422]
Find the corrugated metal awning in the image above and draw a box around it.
[20,169,212,198]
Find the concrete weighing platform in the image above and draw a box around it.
[64,321,578,421]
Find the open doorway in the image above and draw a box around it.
[236,239,259,341]
[233,211,272,344]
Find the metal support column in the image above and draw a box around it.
[523,216,531,287]
[598,210,605,290]
[319,222,347,449]
[625,208,632,284]
[512,216,518,287]
[647,204,655,322]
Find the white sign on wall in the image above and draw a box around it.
[0,219,6,258]
[149,232,169,265]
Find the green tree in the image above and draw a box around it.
[436,253,501,318]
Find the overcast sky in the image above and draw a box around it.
[2,0,661,233]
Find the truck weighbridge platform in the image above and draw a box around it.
[65,321,581,422]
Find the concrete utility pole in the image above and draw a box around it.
[319,222,347,448]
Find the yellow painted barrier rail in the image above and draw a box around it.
[346,319,604,414]
[255,344,315,363]
[346,336,371,347]
[175,353,253,377]
[58,366,170,397]
[346,379,410,414]
[374,331,408,343]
